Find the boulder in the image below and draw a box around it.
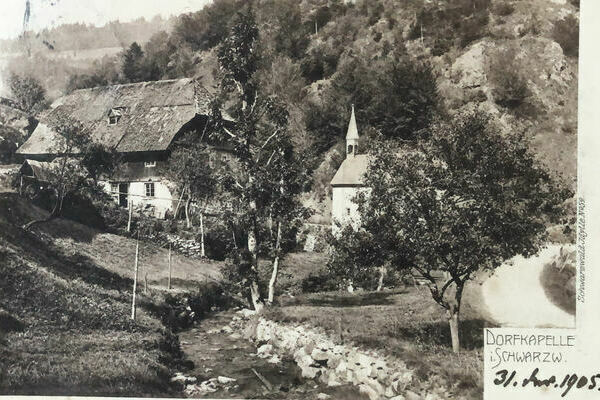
[217,376,237,384]
[404,390,421,400]
[221,325,233,334]
[300,364,321,379]
[354,365,373,383]
[257,344,273,358]
[317,393,331,400]
[311,348,330,362]
[362,377,385,397]
[267,354,281,364]
[335,360,347,375]
[359,383,380,400]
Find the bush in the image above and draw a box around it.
[492,2,515,17]
[458,12,489,48]
[301,271,339,293]
[159,283,234,331]
[431,38,452,56]
[203,223,235,261]
[552,15,579,57]
[488,46,531,109]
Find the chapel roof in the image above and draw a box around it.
[330,154,371,187]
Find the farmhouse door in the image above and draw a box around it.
[119,183,129,208]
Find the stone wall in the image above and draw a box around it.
[237,313,453,400]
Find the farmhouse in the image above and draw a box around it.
[16,78,230,218]
[330,106,371,235]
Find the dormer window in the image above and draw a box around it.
[108,107,126,125]
[144,161,156,168]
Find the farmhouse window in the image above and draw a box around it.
[144,161,156,168]
[110,183,119,193]
[145,182,155,197]
[108,107,126,125]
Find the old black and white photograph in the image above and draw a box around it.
[0,0,581,399]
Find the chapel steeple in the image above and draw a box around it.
[346,104,359,158]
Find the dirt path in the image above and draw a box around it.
[178,311,365,399]
[481,244,575,328]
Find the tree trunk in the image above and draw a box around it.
[376,264,386,291]
[22,196,61,230]
[200,212,205,258]
[448,281,464,353]
[127,201,132,233]
[448,306,460,353]
[174,186,186,220]
[185,197,192,228]
[247,198,264,313]
[267,222,282,304]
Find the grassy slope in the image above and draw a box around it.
[0,192,220,395]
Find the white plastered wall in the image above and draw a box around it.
[100,179,174,219]
[331,186,371,236]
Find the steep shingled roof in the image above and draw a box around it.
[330,154,371,187]
[17,78,214,156]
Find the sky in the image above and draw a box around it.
[0,0,212,40]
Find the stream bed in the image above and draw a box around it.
[178,310,365,399]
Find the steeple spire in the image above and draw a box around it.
[346,104,359,157]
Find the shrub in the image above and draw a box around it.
[431,38,452,56]
[203,223,235,261]
[301,271,339,293]
[552,15,579,57]
[458,12,489,48]
[519,12,541,37]
[492,2,515,17]
[488,47,531,109]
[159,283,234,332]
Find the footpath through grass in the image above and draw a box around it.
[264,281,495,399]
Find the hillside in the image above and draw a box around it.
[1,0,579,225]
[298,0,579,223]
[0,192,222,394]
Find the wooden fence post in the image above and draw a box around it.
[127,200,133,233]
[131,233,140,320]
[167,242,172,290]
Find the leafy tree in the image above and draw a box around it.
[8,73,48,114]
[66,73,108,93]
[208,8,309,311]
[346,111,571,352]
[122,42,146,83]
[258,0,310,60]
[166,132,218,257]
[368,54,439,140]
[143,31,173,80]
[552,15,579,58]
[172,0,241,51]
[305,50,439,154]
[23,116,118,229]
